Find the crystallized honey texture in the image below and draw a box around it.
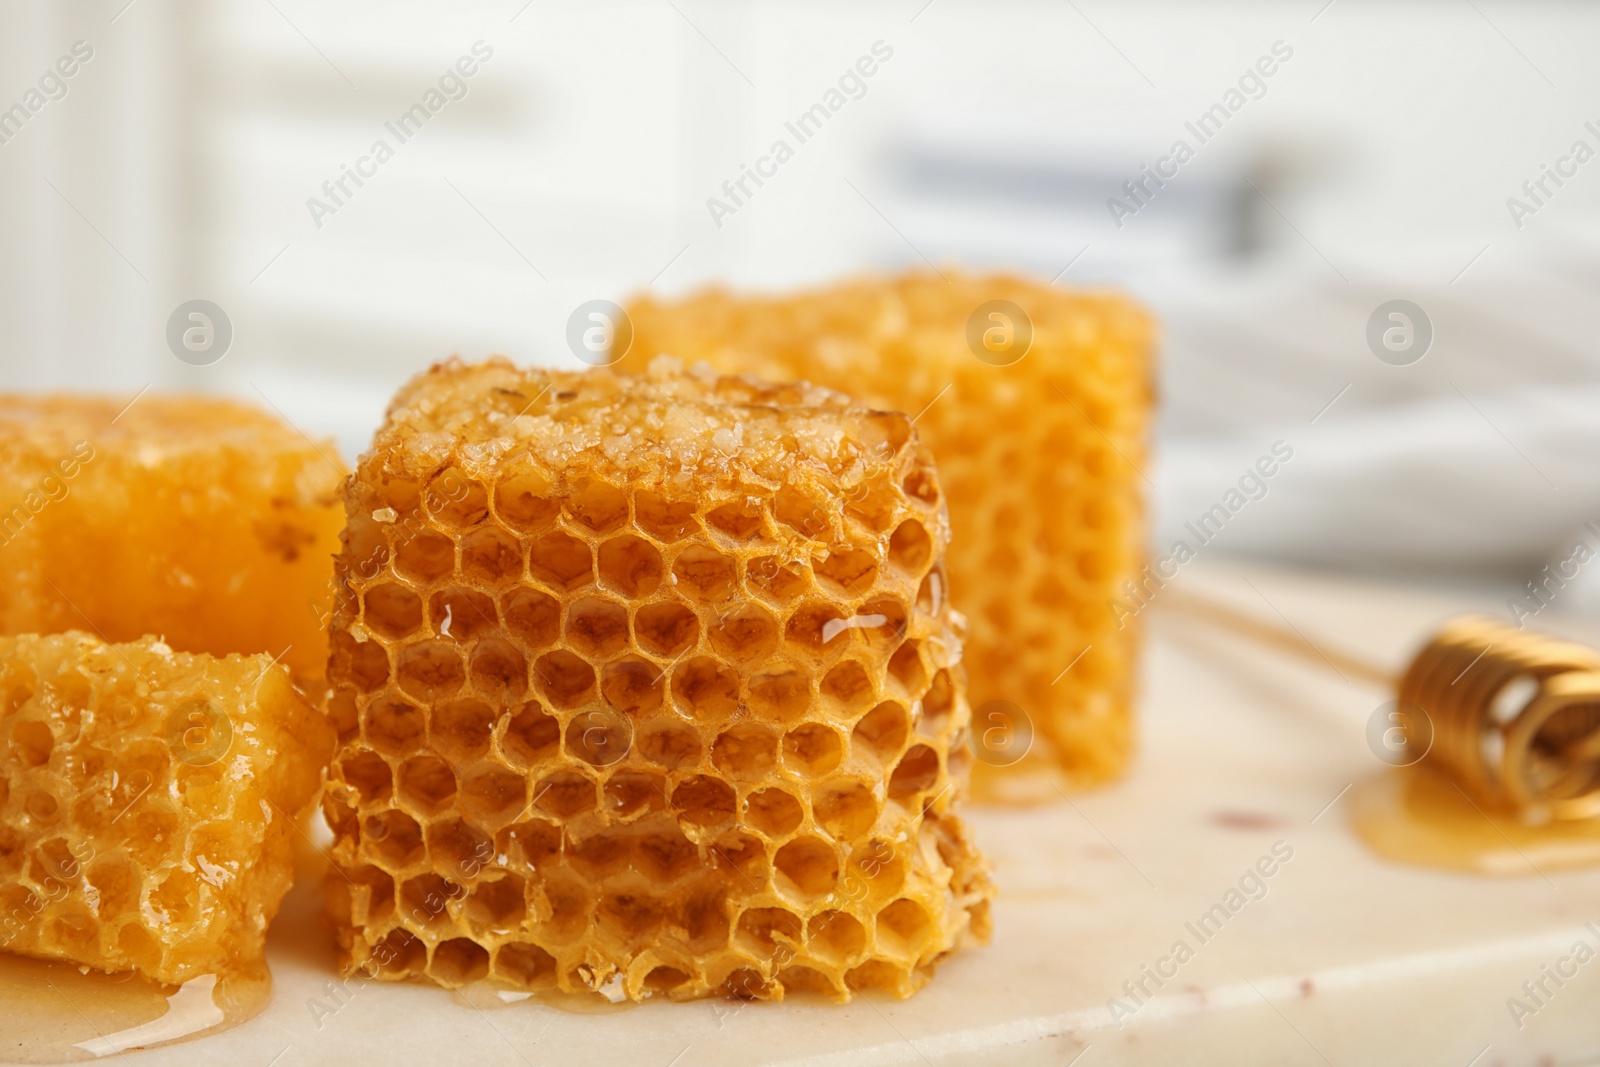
[325,357,993,1001]
[0,395,347,679]
[0,633,331,983]
[623,274,1154,793]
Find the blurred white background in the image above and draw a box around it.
[3,0,1600,608]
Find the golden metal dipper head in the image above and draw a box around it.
[1399,617,1600,822]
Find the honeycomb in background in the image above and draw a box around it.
[324,357,993,1002]
[623,274,1154,795]
[0,395,347,679]
[0,632,331,983]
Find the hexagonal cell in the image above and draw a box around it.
[635,601,699,658]
[563,707,633,768]
[332,864,394,926]
[427,817,493,878]
[364,809,424,868]
[469,638,528,697]
[460,526,523,584]
[774,485,829,539]
[397,755,458,815]
[460,768,528,827]
[339,749,393,804]
[814,781,879,840]
[364,583,423,639]
[901,464,939,505]
[636,721,702,770]
[784,723,844,777]
[748,669,811,724]
[709,605,778,663]
[888,744,940,800]
[812,546,877,594]
[852,702,909,764]
[887,640,926,694]
[533,650,595,709]
[709,831,768,885]
[535,871,591,943]
[670,657,738,721]
[747,555,809,602]
[503,587,560,649]
[330,631,389,692]
[425,469,490,527]
[465,874,527,930]
[527,531,593,591]
[673,775,736,828]
[9,720,52,770]
[635,490,699,542]
[736,906,802,955]
[395,639,465,701]
[847,839,905,904]
[431,937,491,987]
[567,479,629,533]
[604,771,666,820]
[677,879,731,954]
[598,891,666,947]
[401,872,460,929]
[808,910,865,963]
[343,521,389,580]
[495,941,556,987]
[711,724,777,782]
[777,965,838,998]
[856,598,910,650]
[887,519,932,575]
[503,702,560,766]
[428,697,493,761]
[498,819,560,869]
[494,467,559,533]
[635,828,699,882]
[773,836,840,899]
[533,770,597,821]
[820,660,874,714]
[568,830,632,879]
[844,477,900,533]
[922,670,955,733]
[365,696,425,757]
[600,657,664,715]
[597,535,663,597]
[566,596,630,658]
[745,788,803,838]
[644,966,691,996]
[428,587,497,641]
[876,898,933,958]
[705,497,766,541]
[374,927,427,978]
[783,602,846,658]
[393,529,456,582]
[672,545,737,601]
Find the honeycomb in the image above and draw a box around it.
[324,356,993,1002]
[0,394,347,679]
[0,632,332,983]
[622,273,1155,794]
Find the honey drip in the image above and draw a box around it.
[1350,765,1600,875]
[0,954,269,1063]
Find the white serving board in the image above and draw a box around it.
[15,559,1600,1066]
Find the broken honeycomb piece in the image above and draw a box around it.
[0,632,332,983]
[0,394,346,679]
[325,357,993,1001]
[622,273,1155,793]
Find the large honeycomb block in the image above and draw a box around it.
[623,273,1154,794]
[0,394,347,679]
[325,357,993,1002]
[0,632,332,983]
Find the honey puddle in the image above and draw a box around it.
[1351,764,1600,875]
[0,955,269,1063]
